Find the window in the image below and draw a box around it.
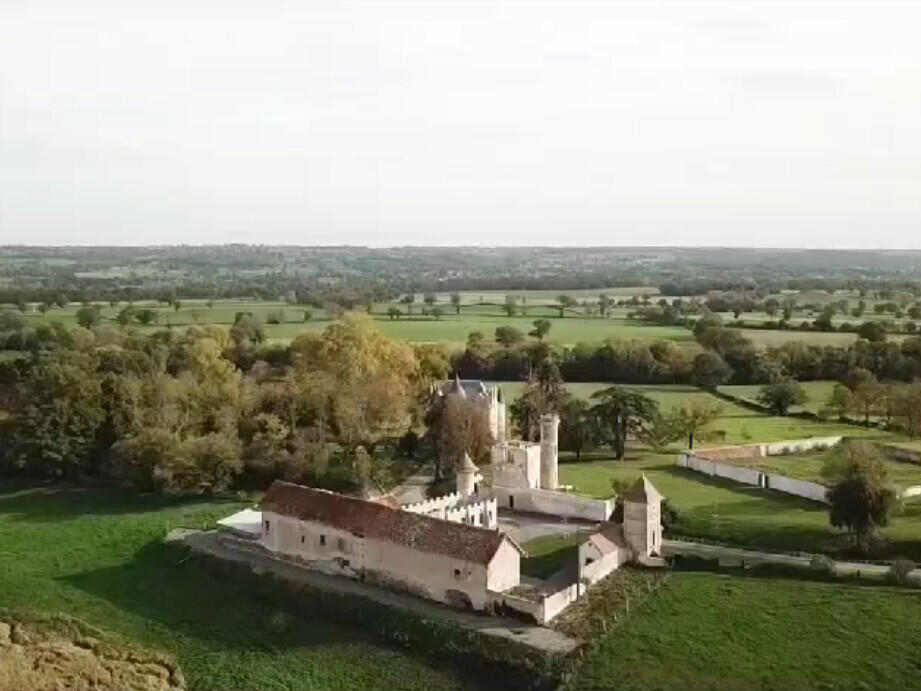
[337,537,346,552]
[509,496,515,509]
[264,520,270,533]
[320,535,326,546]
[453,568,462,579]
[300,535,305,544]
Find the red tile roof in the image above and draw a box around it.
[260,481,517,565]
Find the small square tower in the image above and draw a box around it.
[622,475,663,558]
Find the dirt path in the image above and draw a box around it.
[390,463,435,505]
[663,539,921,582]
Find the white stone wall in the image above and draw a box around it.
[764,437,842,456]
[260,511,513,610]
[579,541,628,586]
[492,486,613,521]
[491,442,541,489]
[677,448,833,504]
[403,493,498,529]
[402,493,462,519]
[445,497,498,529]
[765,474,829,503]
[486,539,520,592]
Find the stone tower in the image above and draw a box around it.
[539,414,559,490]
[623,475,662,559]
[456,452,478,497]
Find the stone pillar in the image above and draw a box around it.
[539,414,559,490]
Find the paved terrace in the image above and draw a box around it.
[167,529,580,655]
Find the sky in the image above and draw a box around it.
[1,1,920,248]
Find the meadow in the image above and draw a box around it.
[720,380,839,414]
[566,571,921,691]
[18,295,911,350]
[719,445,921,489]
[0,482,485,691]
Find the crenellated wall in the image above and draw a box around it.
[403,493,498,529]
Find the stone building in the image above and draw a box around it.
[259,481,522,611]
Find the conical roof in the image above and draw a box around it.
[458,451,478,472]
[622,474,662,503]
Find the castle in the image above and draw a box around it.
[433,377,612,521]
[213,378,663,624]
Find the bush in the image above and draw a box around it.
[888,558,916,586]
[809,554,836,576]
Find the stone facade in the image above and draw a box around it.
[259,482,521,611]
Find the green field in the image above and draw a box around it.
[719,445,921,489]
[550,386,919,558]
[567,571,921,691]
[720,381,840,415]
[0,482,483,691]
[15,296,914,350]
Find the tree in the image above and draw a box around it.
[851,379,884,425]
[893,383,921,438]
[450,293,462,315]
[173,300,182,312]
[503,295,517,317]
[423,293,436,308]
[424,393,493,480]
[764,298,780,317]
[556,294,576,318]
[670,400,722,449]
[558,397,592,460]
[509,357,568,441]
[590,386,659,460]
[824,384,854,421]
[430,306,445,320]
[10,350,105,477]
[691,351,732,390]
[387,307,402,320]
[399,294,415,315]
[494,325,524,348]
[598,294,612,318]
[858,321,887,343]
[757,377,807,415]
[291,315,419,462]
[75,304,102,329]
[823,441,898,551]
[528,319,552,342]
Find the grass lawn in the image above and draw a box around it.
[520,535,578,580]
[560,450,921,560]
[271,316,693,348]
[0,481,484,691]
[553,386,917,558]
[720,446,921,489]
[567,571,921,691]
[720,380,840,415]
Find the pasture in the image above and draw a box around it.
[0,482,484,691]
[567,571,921,691]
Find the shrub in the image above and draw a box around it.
[809,554,836,576]
[889,558,916,586]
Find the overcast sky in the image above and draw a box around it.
[1,1,920,248]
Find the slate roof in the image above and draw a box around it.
[436,377,490,399]
[260,481,518,565]
[622,475,662,504]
